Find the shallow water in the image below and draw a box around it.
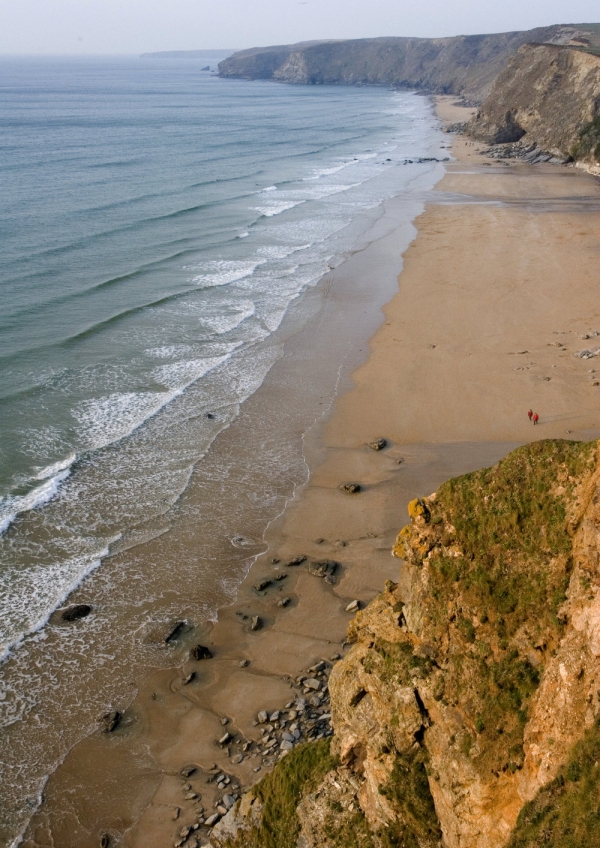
[0,54,445,845]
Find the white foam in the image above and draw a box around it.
[0,468,72,536]
[252,200,305,218]
[33,453,77,481]
[199,300,256,334]
[0,544,112,665]
[188,259,264,287]
[237,232,249,239]
[152,354,233,390]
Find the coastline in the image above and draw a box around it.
[20,98,600,848]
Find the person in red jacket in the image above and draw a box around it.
[528,409,533,421]
[533,412,539,425]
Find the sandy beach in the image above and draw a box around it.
[21,98,600,848]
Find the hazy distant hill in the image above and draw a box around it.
[141,49,235,59]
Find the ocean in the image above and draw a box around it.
[0,54,444,844]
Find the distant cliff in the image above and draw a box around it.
[218,25,600,104]
[467,43,600,169]
[210,439,600,848]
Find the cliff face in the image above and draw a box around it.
[467,43,600,167]
[210,439,600,848]
[218,26,599,103]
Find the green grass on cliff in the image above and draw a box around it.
[228,739,337,848]
[508,718,600,847]
[423,440,596,774]
[378,748,442,848]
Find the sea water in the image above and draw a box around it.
[0,54,443,843]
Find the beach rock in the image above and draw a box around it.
[269,711,280,721]
[339,482,361,493]
[205,813,220,827]
[190,644,213,661]
[222,794,236,809]
[185,792,198,800]
[180,765,197,778]
[239,659,249,667]
[100,834,111,848]
[250,616,262,631]
[287,555,307,566]
[280,740,294,751]
[345,599,360,612]
[61,604,92,622]
[231,754,243,764]
[270,557,280,564]
[257,710,268,723]
[308,560,338,579]
[367,437,387,451]
[220,717,229,726]
[277,597,291,607]
[273,572,287,581]
[100,710,121,733]
[172,807,180,820]
[182,672,195,685]
[304,678,320,691]
[218,732,232,745]
[254,579,271,591]
[163,620,186,643]
[205,412,215,419]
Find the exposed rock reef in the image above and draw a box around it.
[467,43,600,169]
[218,25,599,103]
[208,439,600,847]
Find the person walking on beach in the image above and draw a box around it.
[533,412,539,425]
[528,409,533,421]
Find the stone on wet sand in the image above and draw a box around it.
[254,579,271,591]
[367,437,387,451]
[180,765,197,778]
[205,813,220,827]
[338,482,361,493]
[308,559,338,579]
[257,710,268,723]
[61,604,92,622]
[190,644,213,661]
[345,599,360,612]
[277,596,291,607]
[250,615,262,631]
[287,555,307,566]
[100,710,121,733]
[182,672,195,685]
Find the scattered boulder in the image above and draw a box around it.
[257,710,268,723]
[61,604,92,622]
[367,437,387,451]
[304,678,321,691]
[164,621,186,643]
[180,765,197,778]
[218,732,232,745]
[100,834,111,848]
[205,813,220,827]
[308,560,338,579]
[287,555,307,566]
[339,482,361,494]
[250,616,262,631]
[100,710,121,733]
[277,597,291,607]
[345,599,360,612]
[182,672,196,685]
[254,579,271,591]
[190,644,213,661]
[239,659,249,667]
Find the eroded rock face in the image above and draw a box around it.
[210,440,600,848]
[468,44,600,168]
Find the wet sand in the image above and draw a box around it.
[21,98,600,848]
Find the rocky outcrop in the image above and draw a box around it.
[468,43,600,169]
[209,440,600,848]
[219,26,600,104]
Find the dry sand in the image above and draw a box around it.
[23,98,600,848]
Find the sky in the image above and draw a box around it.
[0,0,598,55]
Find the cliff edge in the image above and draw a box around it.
[467,43,600,170]
[210,439,600,847]
[218,25,600,104]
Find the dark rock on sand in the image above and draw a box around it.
[277,597,291,607]
[367,437,387,451]
[180,765,197,778]
[309,560,338,579]
[164,620,186,643]
[100,834,111,848]
[339,482,361,493]
[250,615,262,631]
[254,579,272,591]
[101,710,121,733]
[190,644,213,661]
[182,672,196,685]
[61,604,92,622]
[287,555,307,566]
